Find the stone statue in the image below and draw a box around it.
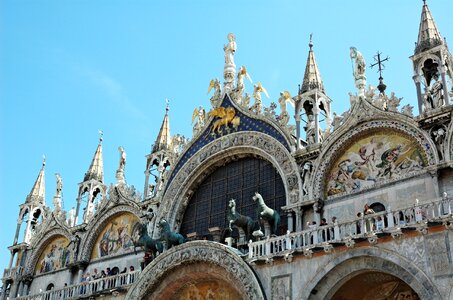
[224,33,237,66]
[400,104,414,117]
[53,174,63,213]
[192,106,207,136]
[432,126,446,160]
[301,161,313,198]
[67,207,76,227]
[207,79,222,108]
[252,192,281,236]
[263,102,277,118]
[305,114,318,144]
[331,112,343,130]
[387,92,402,112]
[55,173,63,198]
[277,91,293,126]
[350,47,367,97]
[118,146,126,171]
[227,199,257,242]
[430,73,445,108]
[116,146,126,184]
[158,219,186,249]
[231,66,252,103]
[250,82,269,114]
[171,134,188,155]
[223,33,237,92]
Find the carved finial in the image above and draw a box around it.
[42,155,46,167]
[98,130,103,142]
[309,33,313,50]
[165,98,170,112]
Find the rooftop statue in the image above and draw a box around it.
[53,173,63,212]
[207,79,222,108]
[116,146,127,185]
[223,33,237,92]
[231,66,253,104]
[224,33,237,66]
[277,91,294,126]
[192,106,207,136]
[251,82,269,114]
[350,47,367,97]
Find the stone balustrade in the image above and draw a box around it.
[248,196,453,261]
[16,270,141,300]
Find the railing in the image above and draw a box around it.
[16,270,141,300]
[248,196,453,260]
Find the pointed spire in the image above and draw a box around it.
[415,0,443,54]
[152,101,171,153]
[84,132,104,182]
[301,34,325,94]
[26,156,46,205]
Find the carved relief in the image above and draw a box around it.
[272,274,291,300]
[424,233,452,276]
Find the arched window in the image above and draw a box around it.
[180,158,287,238]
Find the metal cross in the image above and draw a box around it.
[370,51,390,79]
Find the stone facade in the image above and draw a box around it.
[2,2,453,300]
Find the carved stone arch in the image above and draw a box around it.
[311,118,438,200]
[78,204,142,262]
[157,131,302,233]
[126,241,265,299]
[415,53,443,85]
[300,247,442,300]
[24,228,72,275]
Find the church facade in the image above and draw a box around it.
[2,2,453,299]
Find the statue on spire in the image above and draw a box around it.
[350,47,367,98]
[224,33,237,66]
[53,173,63,213]
[223,33,237,92]
[116,146,127,185]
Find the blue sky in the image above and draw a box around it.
[1,0,452,277]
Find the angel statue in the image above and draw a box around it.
[224,33,237,66]
[231,66,253,104]
[277,91,294,126]
[207,79,222,108]
[350,47,367,97]
[192,106,207,136]
[250,82,269,114]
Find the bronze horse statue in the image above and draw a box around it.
[133,223,163,258]
[227,199,258,241]
[158,219,186,249]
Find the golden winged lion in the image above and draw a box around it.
[208,106,240,134]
